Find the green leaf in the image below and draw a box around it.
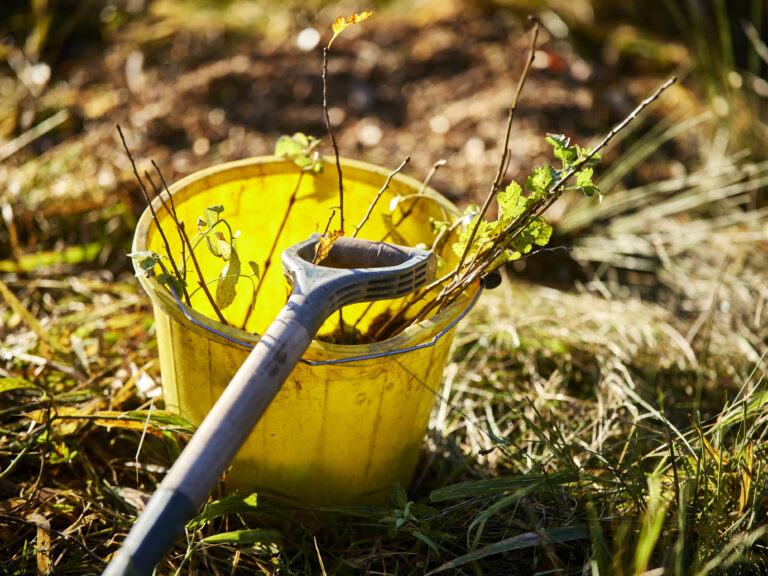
[248,260,260,279]
[215,248,240,310]
[525,165,556,196]
[505,217,552,256]
[204,233,221,257]
[0,377,41,393]
[293,131,310,147]
[576,166,600,198]
[275,134,305,158]
[214,232,232,261]
[554,144,577,166]
[275,133,321,171]
[576,167,593,188]
[545,133,569,149]
[202,528,281,546]
[576,145,601,165]
[391,483,408,509]
[187,493,258,531]
[138,256,159,273]
[424,526,587,575]
[430,470,577,502]
[130,252,161,276]
[451,219,500,260]
[429,217,450,235]
[204,205,224,228]
[497,182,524,221]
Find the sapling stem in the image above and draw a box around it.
[254,171,305,301]
[380,159,447,244]
[150,160,188,287]
[143,153,229,325]
[426,76,679,316]
[352,157,410,238]
[322,47,344,233]
[453,19,539,277]
[373,18,540,333]
[143,169,190,293]
[117,125,191,306]
[473,77,679,281]
[177,221,228,325]
[353,158,443,333]
[418,159,447,195]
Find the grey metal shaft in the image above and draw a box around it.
[104,300,313,576]
[105,235,437,575]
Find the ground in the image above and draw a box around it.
[1,0,768,574]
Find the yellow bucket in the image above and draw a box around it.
[133,157,475,506]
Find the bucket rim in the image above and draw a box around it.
[131,156,476,360]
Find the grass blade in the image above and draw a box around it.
[424,526,588,575]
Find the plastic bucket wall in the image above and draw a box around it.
[133,157,474,506]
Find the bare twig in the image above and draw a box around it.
[118,125,191,306]
[254,171,305,300]
[418,158,447,196]
[417,76,678,320]
[177,221,227,324]
[143,170,191,306]
[321,208,336,236]
[322,47,344,232]
[151,160,181,222]
[380,159,447,244]
[352,157,410,238]
[453,19,540,276]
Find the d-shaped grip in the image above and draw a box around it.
[281,234,437,335]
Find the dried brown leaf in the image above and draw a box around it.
[314,230,344,264]
[328,11,375,49]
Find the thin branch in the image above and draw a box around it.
[352,157,410,238]
[143,170,192,306]
[380,159,447,243]
[322,47,344,232]
[453,19,540,276]
[150,160,188,292]
[581,76,678,167]
[417,158,447,196]
[431,76,678,314]
[176,222,228,324]
[254,170,304,300]
[117,124,191,305]
[151,160,180,222]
